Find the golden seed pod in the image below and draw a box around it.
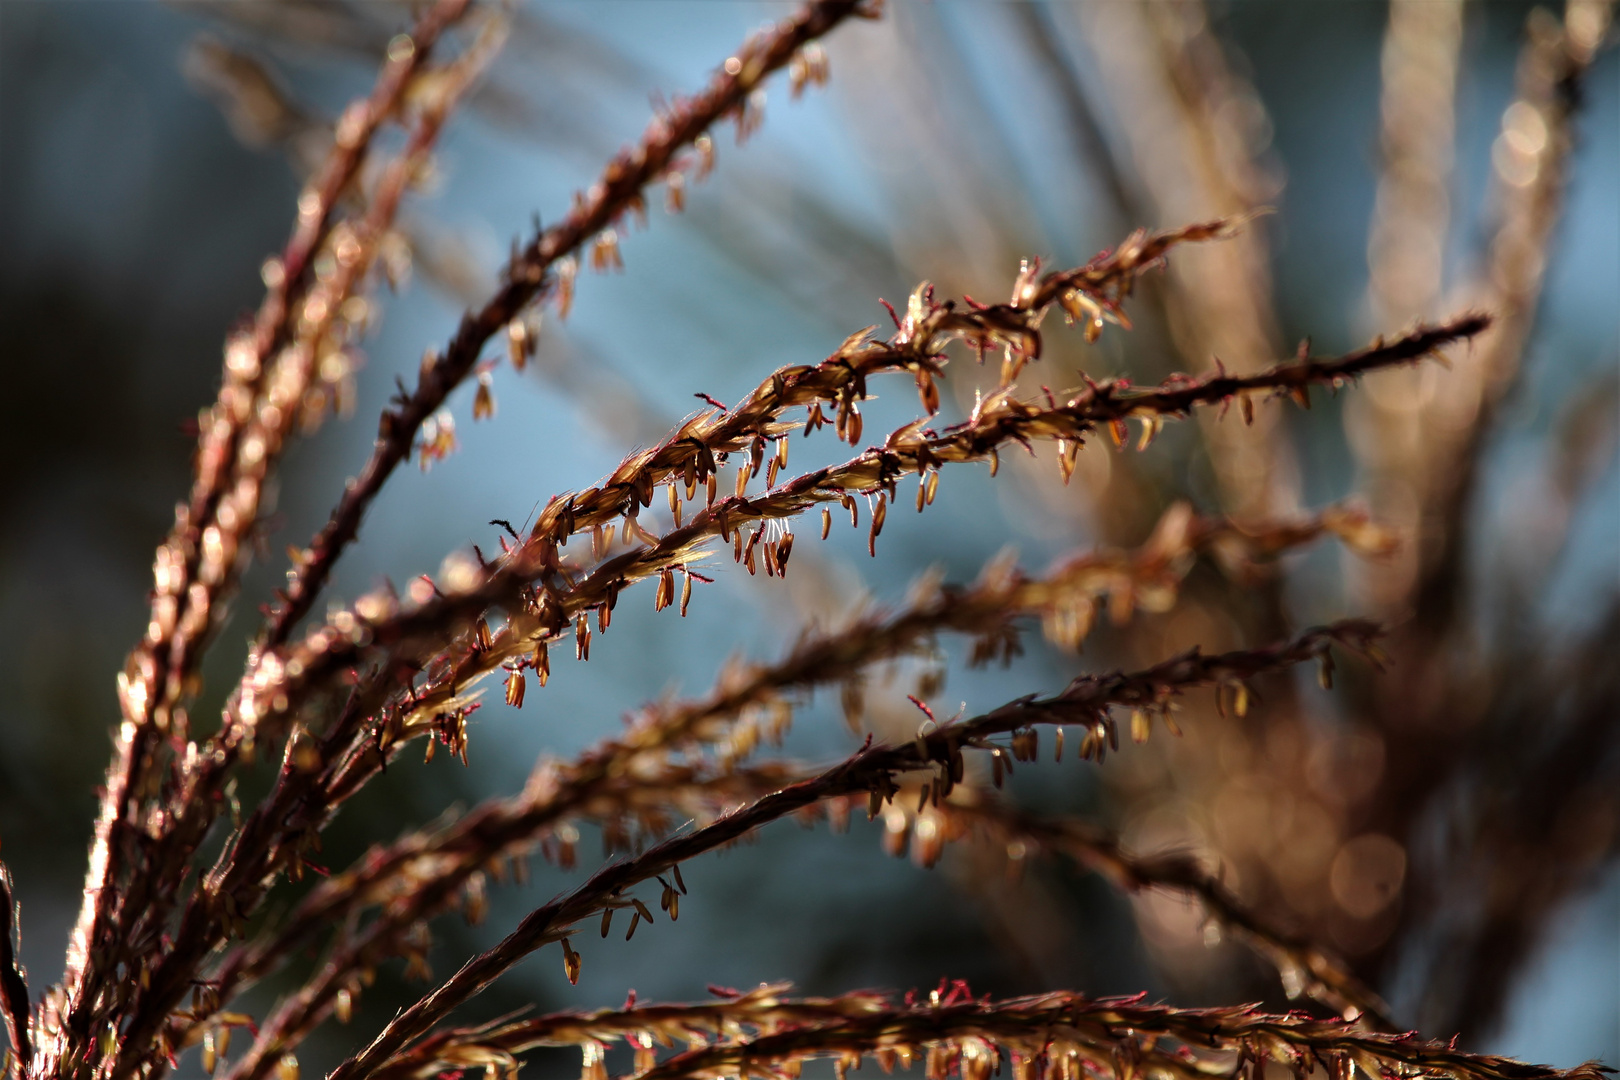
[473,372,496,421]
[1130,709,1151,744]
[562,942,581,985]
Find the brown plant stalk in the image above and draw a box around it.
[1408,0,1612,635]
[368,982,893,1080]
[82,20,507,1080]
[171,220,1346,1000]
[195,500,1379,1073]
[623,988,1608,1080]
[1346,0,1466,617]
[18,4,1608,1080]
[211,762,809,1080]
[153,220,1315,957]
[325,622,1379,1080]
[240,313,1484,750]
[149,16,880,1042]
[261,0,877,654]
[160,11,878,1001]
[177,320,1470,1029]
[92,13,872,1069]
[51,4,472,1074]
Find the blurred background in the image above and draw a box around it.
[1,0,1616,1073]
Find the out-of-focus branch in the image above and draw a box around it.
[183,36,326,168]
[1366,0,1467,329]
[1349,0,1616,1012]
[1500,372,1620,605]
[1004,5,1146,230]
[1073,1,1295,522]
[1348,0,1467,613]
[1407,602,1620,1041]
[929,796,1391,1025]
[1351,0,1613,628]
[1408,0,1612,637]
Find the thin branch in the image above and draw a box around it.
[197,501,1378,1070]
[172,16,883,998]
[88,22,510,1080]
[1411,0,1612,637]
[1006,3,1147,229]
[327,623,1378,1080]
[1364,0,1465,328]
[241,313,1484,742]
[261,0,876,652]
[367,983,892,1080]
[107,10,869,1067]
[1073,0,1295,522]
[212,763,806,1080]
[625,989,1607,1080]
[1350,0,1467,614]
[1352,0,1617,1008]
[50,4,470,1073]
[178,217,1263,932]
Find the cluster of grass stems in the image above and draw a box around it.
[1,4,1613,1080]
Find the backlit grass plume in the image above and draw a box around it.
[2,3,1614,1080]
